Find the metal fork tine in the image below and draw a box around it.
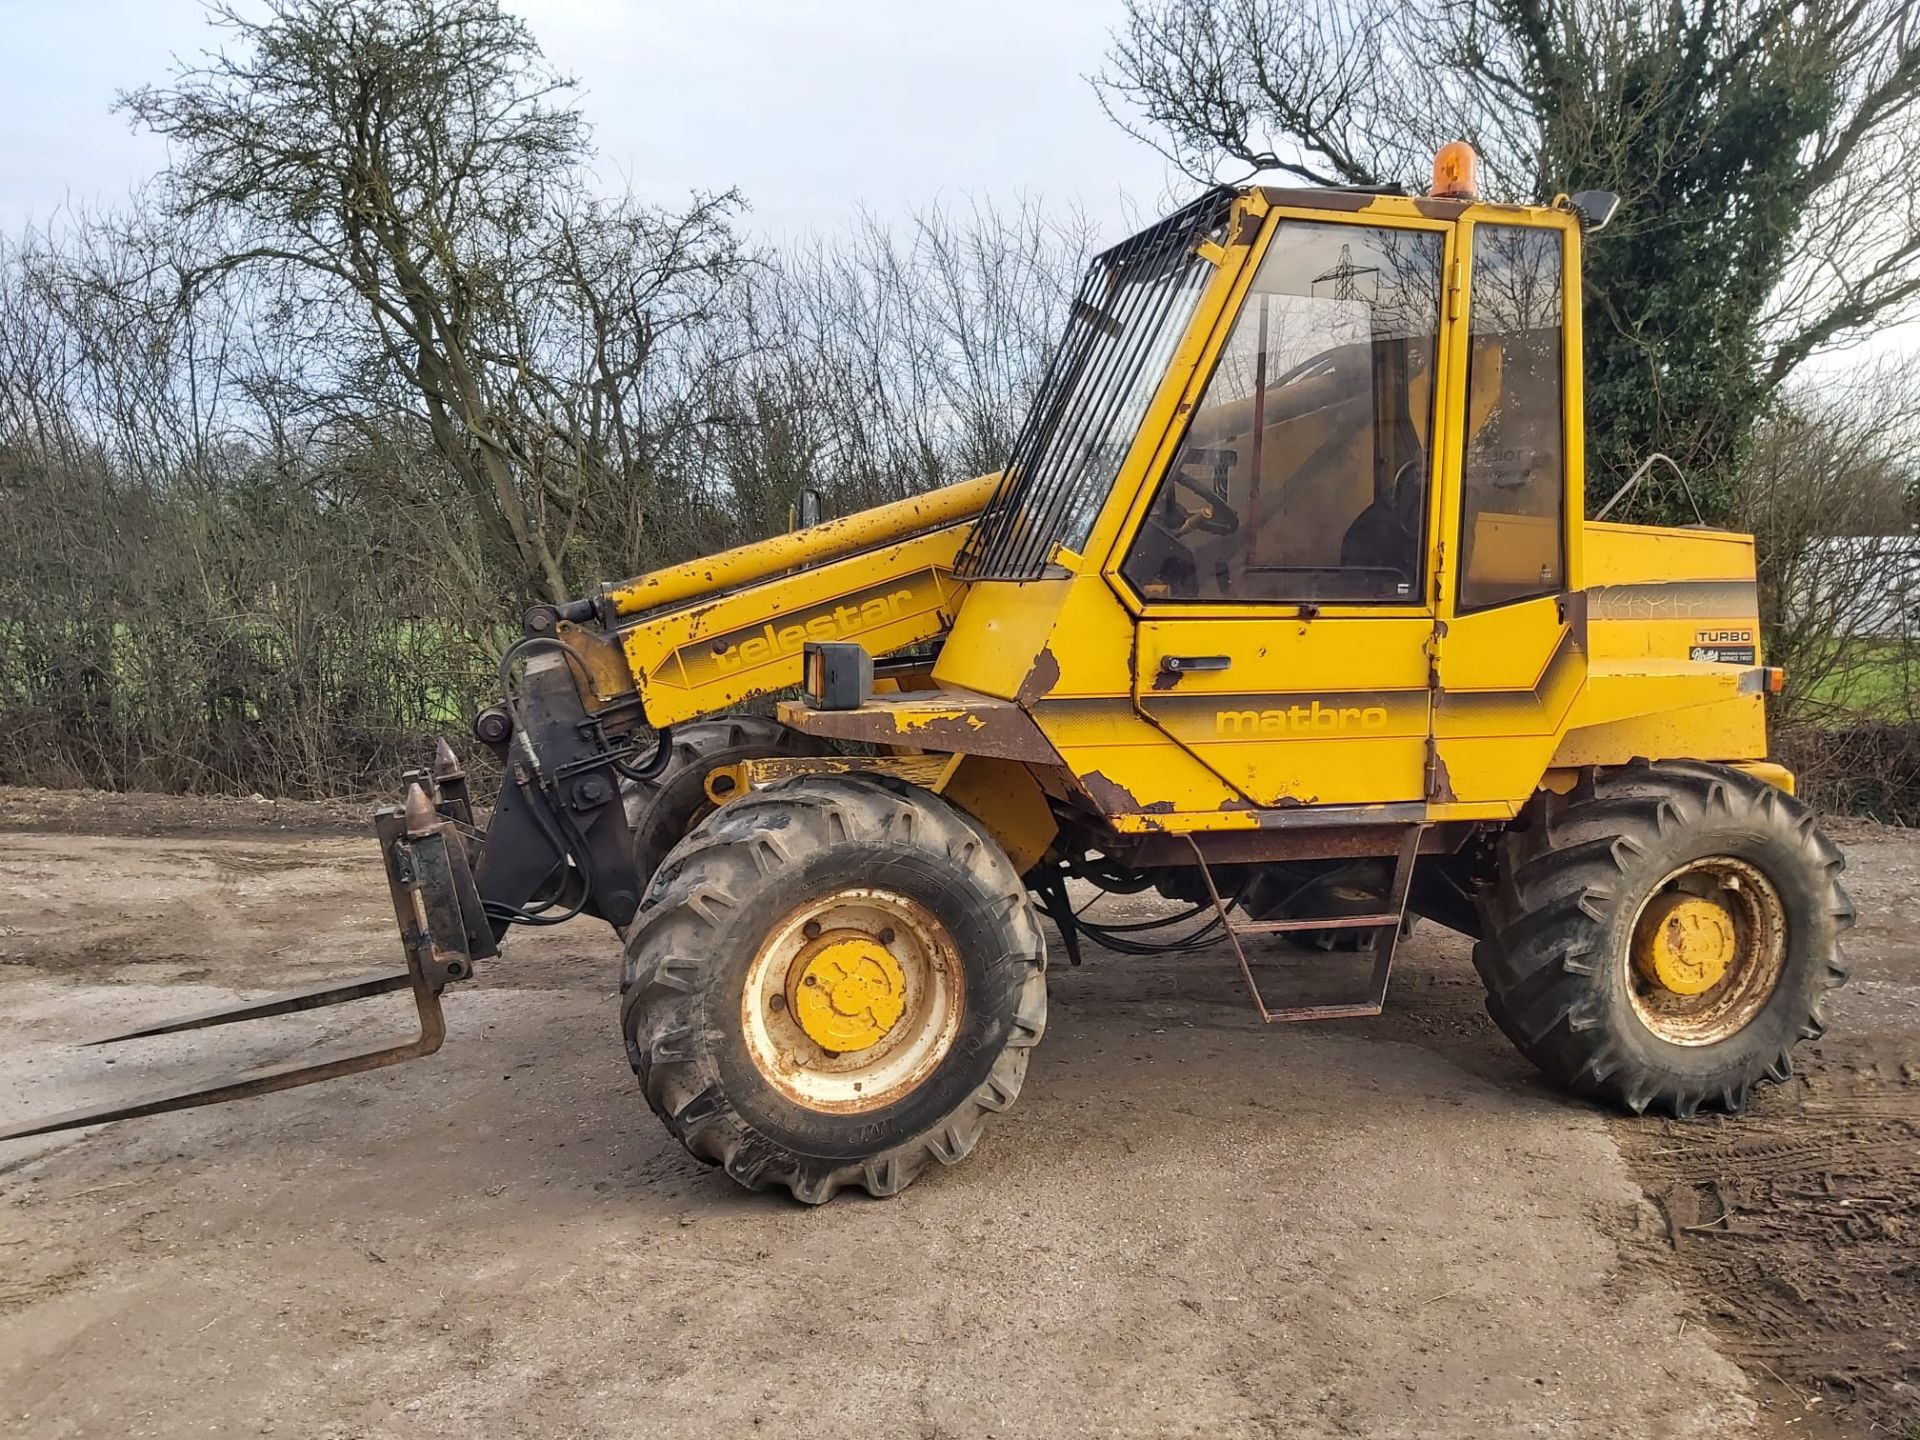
[1,782,491,1146]
[0,975,445,1143]
[83,969,415,1046]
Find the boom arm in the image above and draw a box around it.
[471,471,999,943]
[527,472,996,732]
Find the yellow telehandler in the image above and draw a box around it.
[2,148,1853,1204]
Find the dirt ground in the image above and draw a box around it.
[0,786,1913,1439]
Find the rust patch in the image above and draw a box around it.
[1149,667,1183,692]
[683,598,722,633]
[1078,769,1142,814]
[1015,646,1062,707]
[1254,795,1313,815]
[1078,769,1175,816]
[783,692,1057,764]
[1563,587,1589,647]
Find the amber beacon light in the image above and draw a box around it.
[1430,140,1481,200]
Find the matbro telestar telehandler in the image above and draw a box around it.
[3,145,1854,1204]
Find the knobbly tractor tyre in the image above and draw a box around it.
[1475,761,1853,1117]
[621,716,827,893]
[620,773,1048,1203]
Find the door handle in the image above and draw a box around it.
[1159,654,1231,675]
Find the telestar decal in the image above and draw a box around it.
[714,591,917,672]
[673,580,933,684]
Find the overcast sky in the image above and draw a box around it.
[1,0,1903,376]
[0,0,1189,245]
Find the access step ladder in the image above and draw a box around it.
[1182,824,1427,1023]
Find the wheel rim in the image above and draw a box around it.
[1625,856,1787,1046]
[741,887,965,1113]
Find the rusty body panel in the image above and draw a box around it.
[1120,820,1473,868]
[777,687,1061,764]
[623,531,974,729]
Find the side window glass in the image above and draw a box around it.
[1121,221,1445,604]
[1459,225,1565,609]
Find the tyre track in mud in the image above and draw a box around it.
[1609,814,1920,1436]
[1616,1058,1920,1434]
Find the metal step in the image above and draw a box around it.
[1184,824,1427,1024]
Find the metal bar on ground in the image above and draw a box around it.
[0,972,445,1143]
[84,969,415,1046]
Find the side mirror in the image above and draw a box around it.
[788,488,824,531]
[1567,190,1620,232]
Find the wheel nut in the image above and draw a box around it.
[769,994,787,1013]
[803,920,822,940]
[878,928,895,945]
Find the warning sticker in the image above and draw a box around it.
[1692,627,1756,665]
[1691,644,1756,664]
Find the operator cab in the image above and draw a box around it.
[1119,192,1568,616]
[939,147,1616,812]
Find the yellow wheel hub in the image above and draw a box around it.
[744,887,964,1112]
[791,936,908,1053]
[1633,892,1738,996]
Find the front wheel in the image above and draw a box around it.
[1474,761,1853,1117]
[620,774,1048,1203]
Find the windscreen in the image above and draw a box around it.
[1120,220,1446,604]
[959,188,1235,580]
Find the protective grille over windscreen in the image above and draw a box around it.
[958,187,1236,581]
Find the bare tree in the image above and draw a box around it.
[1734,364,1920,724]
[713,198,1097,525]
[0,4,1097,799]
[123,0,746,604]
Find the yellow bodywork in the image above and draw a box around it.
[604,476,994,727]
[582,184,1782,859]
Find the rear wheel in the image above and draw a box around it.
[1474,761,1853,1116]
[622,716,827,897]
[620,774,1048,1202]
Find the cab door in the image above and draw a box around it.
[1112,210,1457,809]
[1431,217,1587,805]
